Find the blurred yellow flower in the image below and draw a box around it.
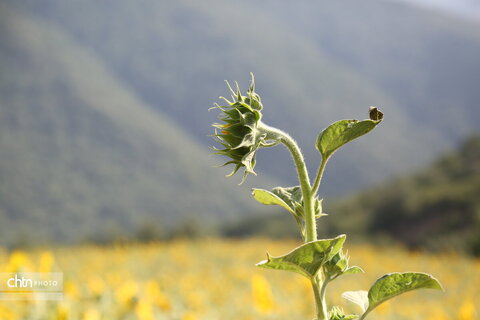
[64,281,79,299]
[87,276,105,297]
[82,308,100,320]
[427,308,449,320]
[145,280,171,311]
[375,301,391,315]
[182,311,198,320]
[115,280,138,305]
[251,273,274,314]
[39,251,55,272]
[0,304,17,320]
[55,302,69,320]
[458,300,477,320]
[136,299,155,320]
[5,251,32,272]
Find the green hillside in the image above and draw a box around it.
[0,3,263,245]
[328,135,480,255]
[1,0,480,245]
[10,0,469,194]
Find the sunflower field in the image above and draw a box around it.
[0,238,478,320]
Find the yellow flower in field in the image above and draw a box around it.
[5,250,33,272]
[375,301,391,314]
[427,308,449,320]
[145,280,171,311]
[115,280,138,305]
[185,291,205,313]
[0,304,17,320]
[55,302,69,320]
[251,274,274,314]
[39,251,55,272]
[64,281,79,299]
[458,300,477,320]
[105,272,122,287]
[87,276,105,297]
[136,299,155,320]
[182,311,198,320]
[82,308,100,320]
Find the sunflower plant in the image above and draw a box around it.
[211,74,443,320]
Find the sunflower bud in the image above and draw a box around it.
[211,74,268,183]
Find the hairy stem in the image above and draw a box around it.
[312,158,328,196]
[259,123,317,242]
[312,276,329,320]
[259,123,327,319]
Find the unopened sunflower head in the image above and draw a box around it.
[211,74,267,183]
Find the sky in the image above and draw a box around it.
[388,0,480,20]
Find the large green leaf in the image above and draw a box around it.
[256,235,346,279]
[316,108,383,161]
[345,272,443,319]
[343,273,442,318]
[367,272,443,311]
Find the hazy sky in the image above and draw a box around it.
[388,0,480,20]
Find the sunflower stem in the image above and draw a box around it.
[312,158,328,197]
[259,123,317,242]
[259,123,328,319]
[312,275,329,320]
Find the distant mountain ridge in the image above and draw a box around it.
[10,0,480,191]
[0,2,263,245]
[1,0,480,244]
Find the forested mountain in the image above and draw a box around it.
[0,3,265,245]
[10,0,480,191]
[329,135,480,255]
[1,0,479,244]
